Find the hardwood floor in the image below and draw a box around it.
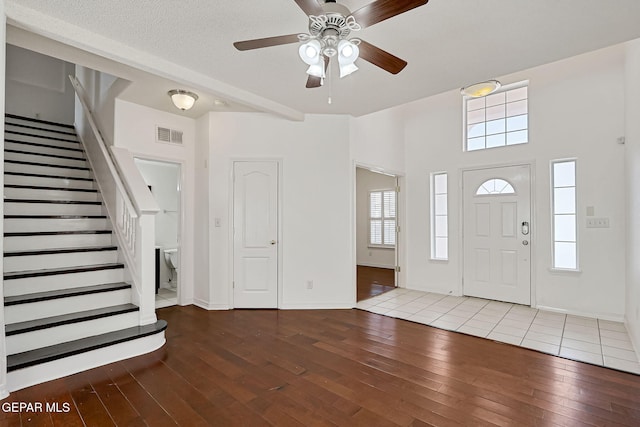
[2,305,640,426]
[357,265,395,301]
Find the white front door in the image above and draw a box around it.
[233,161,279,308]
[463,165,531,305]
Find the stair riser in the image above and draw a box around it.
[4,268,125,296]
[5,162,91,178]
[4,174,95,190]
[4,218,110,233]
[5,141,84,159]
[5,202,103,216]
[6,312,139,355]
[5,151,88,168]
[4,188,99,202]
[4,132,80,150]
[5,118,75,134]
[4,250,118,273]
[4,233,113,251]
[4,288,132,324]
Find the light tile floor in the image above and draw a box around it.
[357,288,640,375]
[156,286,177,309]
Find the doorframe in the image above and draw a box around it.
[458,160,538,307]
[229,158,284,309]
[352,161,406,305]
[132,153,185,306]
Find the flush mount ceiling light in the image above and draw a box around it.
[460,80,502,98]
[168,89,199,111]
[233,0,430,89]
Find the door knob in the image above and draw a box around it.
[270,240,277,245]
[522,240,529,246]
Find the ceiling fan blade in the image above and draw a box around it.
[351,0,429,29]
[293,0,323,16]
[358,40,407,74]
[234,34,300,51]
[306,56,330,88]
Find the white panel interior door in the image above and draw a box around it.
[233,161,278,308]
[463,165,531,305]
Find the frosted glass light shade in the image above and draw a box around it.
[461,80,501,98]
[337,39,359,78]
[168,90,199,110]
[299,40,322,65]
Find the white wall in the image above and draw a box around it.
[206,113,353,309]
[352,44,628,320]
[356,168,396,268]
[194,114,211,307]
[350,108,405,173]
[113,100,196,305]
[5,44,75,124]
[625,39,640,352]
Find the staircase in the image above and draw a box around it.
[3,113,166,390]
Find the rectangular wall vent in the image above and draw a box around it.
[156,126,183,145]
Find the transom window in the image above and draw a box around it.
[465,83,529,151]
[369,189,396,247]
[476,178,515,195]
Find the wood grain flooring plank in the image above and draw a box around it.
[3,306,640,426]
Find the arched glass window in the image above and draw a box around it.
[476,178,515,195]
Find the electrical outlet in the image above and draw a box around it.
[306,280,313,290]
[586,218,610,228]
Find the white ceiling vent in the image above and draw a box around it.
[156,126,183,145]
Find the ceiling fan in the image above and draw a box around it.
[233,0,429,89]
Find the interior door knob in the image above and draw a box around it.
[522,240,529,246]
[270,240,277,245]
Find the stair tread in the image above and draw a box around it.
[5,148,86,162]
[6,320,167,372]
[4,282,131,306]
[5,230,111,237]
[5,139,83,152]
[4,263,124,280]
[5,130,78,144]
[4,171,94,182]
[5,159,89,171]
[6,303,139,336]
[5,122,77,137]
[5,113,76,130]
[4,215,107,219]
[4,199,101,205]
[4,245,118,257]
[5,184,97,192]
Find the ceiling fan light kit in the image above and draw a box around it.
[233,0,430,89]
[461,80,502,98]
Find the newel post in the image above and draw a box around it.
[138,214,157,325]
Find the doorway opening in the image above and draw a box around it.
[356,167,398,302]
[134,158,182,308]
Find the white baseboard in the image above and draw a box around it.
[7,333,166,393]
[280,302,355,310]
[534,305,624,322]
[193,298,230,311]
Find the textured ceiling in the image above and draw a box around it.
[6,0,640,117]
